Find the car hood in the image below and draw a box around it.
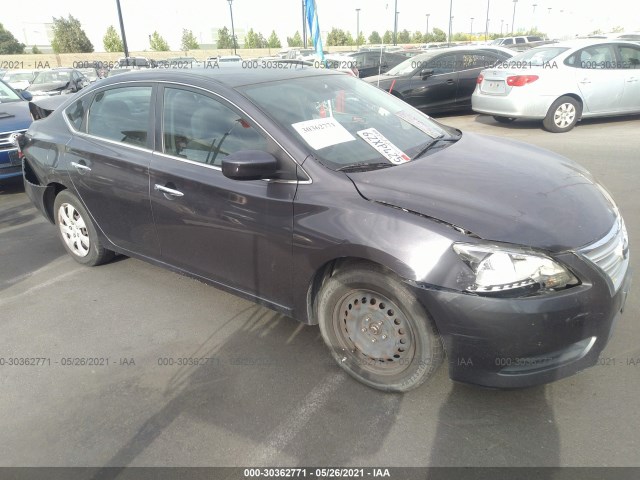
[27,81,69,93]
[0,101,32,130]
[346,132,616,251]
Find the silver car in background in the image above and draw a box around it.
[472,39,640,132]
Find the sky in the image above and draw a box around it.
[5,0,640,52]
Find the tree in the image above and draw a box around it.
[326,28,352,46]
[149,31,170,51]
[369,31,382,44]
[216,27,234,49]
[397,29,411,43]
[382,30,393,44]
[452,32,470,41]
[0,23,25,54]
[181,29,199,50]
[431,27,447,42]
[287,31,303,47]
[32,45,41,54]
[51,15,93,53]
[411,31,424,44]
[355,32,366,46]
[267,30,282,48]
[611,26,624,33]
[245,28,267,48]
[103,25,123,52]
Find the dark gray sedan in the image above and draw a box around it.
[20,68,630,392]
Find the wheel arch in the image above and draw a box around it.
[305,255,413,326]
[553,93,584,119]
[43,182,68,224]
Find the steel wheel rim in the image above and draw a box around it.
[332,289,416,376]
[58,203,90,257]
[553,103,576,128]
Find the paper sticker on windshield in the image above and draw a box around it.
[291,117,355,150]
[395,110,443,138]
[357,128,410,164]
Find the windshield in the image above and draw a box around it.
[506,47,570,65]
[0,80,23,103]
[32,71,71,84]
[387,53,432,76]
[241,74,457,171]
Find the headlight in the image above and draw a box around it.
[453,243,579,296]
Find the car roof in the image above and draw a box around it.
[93,66,342,88]
[542,38,640,49]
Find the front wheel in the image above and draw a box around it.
[53,190,114,266]
[543,96,580,133]
[317,262,443,392]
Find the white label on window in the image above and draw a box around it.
[291,117,355,150]
[357,128,410,164]
[395,110,443,139]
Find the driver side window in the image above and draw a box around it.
[162,88,268,166]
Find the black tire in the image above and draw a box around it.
[317,262,443,392]
[543,96,580,133]
[53,190,114,266]
[493,115,516,124]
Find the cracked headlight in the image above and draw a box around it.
[453,243,579,295]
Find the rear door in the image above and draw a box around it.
[149,85,298,306]
[616,43,640,112]
[566,44,625,114]
[405,53,459,112]
[455,52,502,109]
[64,84,160,257]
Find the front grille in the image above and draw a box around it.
[580,216,629,294]
[0,129,27,152]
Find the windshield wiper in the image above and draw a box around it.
[411,137,458,161]
[337,162,393,172]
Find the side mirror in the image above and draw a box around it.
[222,150,277,181]
[420,68,434,79]
[20,91,33,101]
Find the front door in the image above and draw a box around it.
[149,86,298,307]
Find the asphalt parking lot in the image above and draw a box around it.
[1,112,639,469]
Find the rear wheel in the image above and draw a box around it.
[543,96,580,133]
[493,115,516,124]
[53,190,114,266]
[317,262,443,392]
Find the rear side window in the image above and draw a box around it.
[65,94,92,131]
[502,38,513,45]
[86,86,152,147]
[617,45,640,69]
[515,37,526,44]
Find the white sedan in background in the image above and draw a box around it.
[472,39,640,132]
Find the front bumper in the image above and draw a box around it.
[413,251,631,388]
[0,149,23,180]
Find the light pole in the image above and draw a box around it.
[302,0,307,48]
[511,0,518,35]
[115,0,130,63]
[485,0,490,41]
[470,17,474,39]
[393,0,398,46]
[501,19,504,35]
[426,13,430,38]
[356,8,361,47]
[532,3,537,14]
[227,0,237,55]
[448,0,453,46]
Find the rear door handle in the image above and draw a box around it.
[626,77,638,82]
[579,79,591,84]
[154,184,184,197]
[447,79,455,85]
[71,161,91,173]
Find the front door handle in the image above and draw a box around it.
[446,79,455,85]
[154,184,184,197]
[71,161,91,173]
